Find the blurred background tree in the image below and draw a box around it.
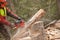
[6,0,60,23]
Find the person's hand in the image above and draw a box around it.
[15,20,25,28]
[20,20,25,27]
[9,23,16,29]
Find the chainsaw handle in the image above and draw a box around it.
[14,20,25,28]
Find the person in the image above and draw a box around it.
[0,0,25,40]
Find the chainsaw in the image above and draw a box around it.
[13,20,25,29]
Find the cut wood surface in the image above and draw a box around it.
[45,20,60,40]
[11,9,46,40]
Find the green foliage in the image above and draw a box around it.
[8,0,58,21]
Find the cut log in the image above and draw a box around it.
[29,21,47,40]
[11,9,46,40]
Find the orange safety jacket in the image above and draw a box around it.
[0,7,21,26]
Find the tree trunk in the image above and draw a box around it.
[56,0,60,19]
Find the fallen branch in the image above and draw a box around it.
[45,20,57,29]
[11,9,46,40]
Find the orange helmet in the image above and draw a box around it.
[0,0,6,2]
[0,0,7,8]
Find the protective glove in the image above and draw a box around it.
[9,23,16,29]
[14,19,25,28]
[19,20,25,27]
[10,23,18,30]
